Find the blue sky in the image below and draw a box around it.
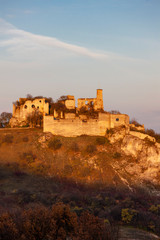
[0,0,160,132]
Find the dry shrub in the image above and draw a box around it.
[22,136,29,142]
[0,213,18,240]
[78,211,113,240]
[0,203,116,240]
[13,170,26,177]
[96,137,106,145]
[51,203,78,239]
[71,142,79,152]
[113,152,121,159]
[86,144,97,154]
[48,138,62,150]
[2,134,13,144]
[22,151,36,163]
[21,205,55,240]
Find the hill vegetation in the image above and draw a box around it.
[0,128,160,239]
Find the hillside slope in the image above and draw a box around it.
[1,128,160,237]
[0,128,160,190]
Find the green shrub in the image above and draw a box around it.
[121,208,137,224]
[48,138,62,150]
[149,204,160,215]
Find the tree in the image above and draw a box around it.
[21,205,55,240]
[58,95,68,101]
[78,211,111,240]
[26,110,43,127]
[0,112,12,127]
[51,203,78,239]
[26,94,33,99]
[0,213,18,240]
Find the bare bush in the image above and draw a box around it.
[96,137,106,145]
[48,138,62,150]
[26,110,43,127]
[2,134,13,144]
[86,144,97,154]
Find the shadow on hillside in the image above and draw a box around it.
[1,163,160,238]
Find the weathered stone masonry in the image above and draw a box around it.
[43,89,129,137]
[44,113,129,137]
[10,89,130,136]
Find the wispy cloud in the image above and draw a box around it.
[6,14,15,19]
[0,18,107,59]
[23,10,34,14]
[0,18,145,62]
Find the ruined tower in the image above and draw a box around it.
[96,89,103,110]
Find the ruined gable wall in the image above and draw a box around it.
[77,89,103,111]
[13,98,49,121]
[65,99,75,109]
[77,98,97,110]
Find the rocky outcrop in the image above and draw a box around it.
[9,117,27,127]
[130,131,156,142]
[109,129,160,186]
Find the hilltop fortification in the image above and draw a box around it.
[10,89,130,136]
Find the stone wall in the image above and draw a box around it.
[43,116,107,137]
[77,89,103,111]
[43,112,129,137]
[65,99,75,109]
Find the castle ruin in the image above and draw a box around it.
[10,97,49,127]
[10,89,130,137]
